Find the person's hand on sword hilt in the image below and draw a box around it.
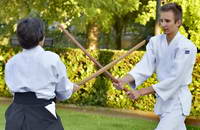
[126,89,141,100]
[113,78,126,90]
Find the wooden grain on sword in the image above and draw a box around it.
[57,24,118,83]
[77,40,146,86]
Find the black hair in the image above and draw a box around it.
[16,17,45,49]
[160,3,182,22]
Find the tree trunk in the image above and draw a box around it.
[104,32,110,49]
[155,0,161,35]
[114,18,123,50]
[86,23,99,49]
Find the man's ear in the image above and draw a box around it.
[176,19,182,27]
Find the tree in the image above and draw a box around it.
[1,0,200,50]
[0,0,81,45]
[134,0,157,43]
[71,0,141,49]
[100,0,140,49]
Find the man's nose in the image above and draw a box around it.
[160,22,166,27]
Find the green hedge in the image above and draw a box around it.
[0,46,200,116]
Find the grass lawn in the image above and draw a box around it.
[0,104,200,130]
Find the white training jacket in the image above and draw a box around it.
[129,32,197,115]
[5,45,74,101]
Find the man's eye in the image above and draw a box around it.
[166,20,170,22]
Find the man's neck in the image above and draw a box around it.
[166,31,178,44]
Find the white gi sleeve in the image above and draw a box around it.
[128,38,156,88]
[55,59,74,101]
[152,47,197,101]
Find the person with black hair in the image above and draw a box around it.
[114,3,197,130]
[4,17,79,130]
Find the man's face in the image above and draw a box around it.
[159,10,181,35]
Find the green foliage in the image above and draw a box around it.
[135,0,156,25]
[0,0,81,45]
[71,0,140,33]
[0,46,21,97]
[190,54,200,116]
[0,46,200,116]
[1,0,200,50]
